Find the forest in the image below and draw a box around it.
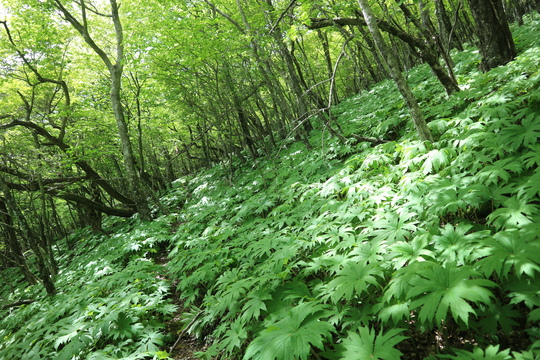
[1,0,540,359]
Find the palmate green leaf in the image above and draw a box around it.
[473,157,523,187]
[389,234,434,269]
[529,308,540,322]
[137,330,165,353]
[325,261,384,303]
[408,263,496,326]
[487,197,538,229]
[499,112,540,152]
[440,345,511,360]
[221,318,248,354]
[371,212,417,243]
[511,350,539,360]
[421,148,455,175]
[504,275,540,309]
[516,170,540,201]
[383,262,424,302]
[338,305,374,331]
[521,144,540,169]
[54,323,86,350]
[56,334,93,360]
[241,288,273,322]
[243,302,335,360]
[432,224,488,265]
[349,240,386,264]
[477,300,520,334]
[475,229,540,278]
[337,327,407,360]
[378,301,411,325]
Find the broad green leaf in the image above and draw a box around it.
[243,303,335,360]
[408,263,496,326]
[499,112,540,152]
[338,327,407,360]
[222,319,248,353]
[476,229,540,278]
[440,345,512,359]
[487,197,538,229]
[326,261,383,303]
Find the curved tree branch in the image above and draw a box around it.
[0,118,134,205]
[0,20,71,140]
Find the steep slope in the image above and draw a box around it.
[1,16,540,360]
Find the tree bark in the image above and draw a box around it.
[0,198,39,285]
[356,0,434,142]
[0,119,137,214]
[1,299,36,309]
[308,16,460,95]
[53,0,152,220]
[0,178,56,295]
[467,0,516,71]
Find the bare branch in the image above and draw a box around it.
[269,0,297,34]
[202,0,245,33]
[1,299,36,309]
[0,119,134,205]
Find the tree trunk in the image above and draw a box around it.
[52,0,152,220]
[109,0,152,220]
[357,0,434,142]
[467,0,516,71]
[0,198,39,285]
[0,178,56,295]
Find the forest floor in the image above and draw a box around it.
[1,15,540,360]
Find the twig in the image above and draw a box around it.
[269,0,296,34]
[169,310,204,353]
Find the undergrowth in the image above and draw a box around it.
[2,15,540,360]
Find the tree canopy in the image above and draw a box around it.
[1,0,540,359]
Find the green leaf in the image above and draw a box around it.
[337,327,407,360]
[473,157,523,186]
[222,318,248,354]
[477,300,520,334]
[378,301,411,325]
[476,229,540,278]
[499,112,540,152]
[516,170,540,201]
[372,212,417,243]
[325,261,383,303]
[432,224,487,265]
[440,345,511,359]
[487,197,538,229]
[241,288,273,322]
[408,263,496,326]
[520,144,540,169]
[421,148,455,175]
[243,303,335,360]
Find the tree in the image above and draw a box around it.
[467,0,516,71]
[356,0,434,142]
[51,0,152,220]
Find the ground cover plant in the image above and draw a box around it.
[1,15,540,360]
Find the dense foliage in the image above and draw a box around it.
[1,14,540,359]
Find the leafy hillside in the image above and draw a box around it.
[2,16,540,360]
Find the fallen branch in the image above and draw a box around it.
[169,310,203,353]
[349,134,389,145]
[2,299,36,309]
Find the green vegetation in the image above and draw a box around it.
[1,15,540,360]
[0,15,540,360]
